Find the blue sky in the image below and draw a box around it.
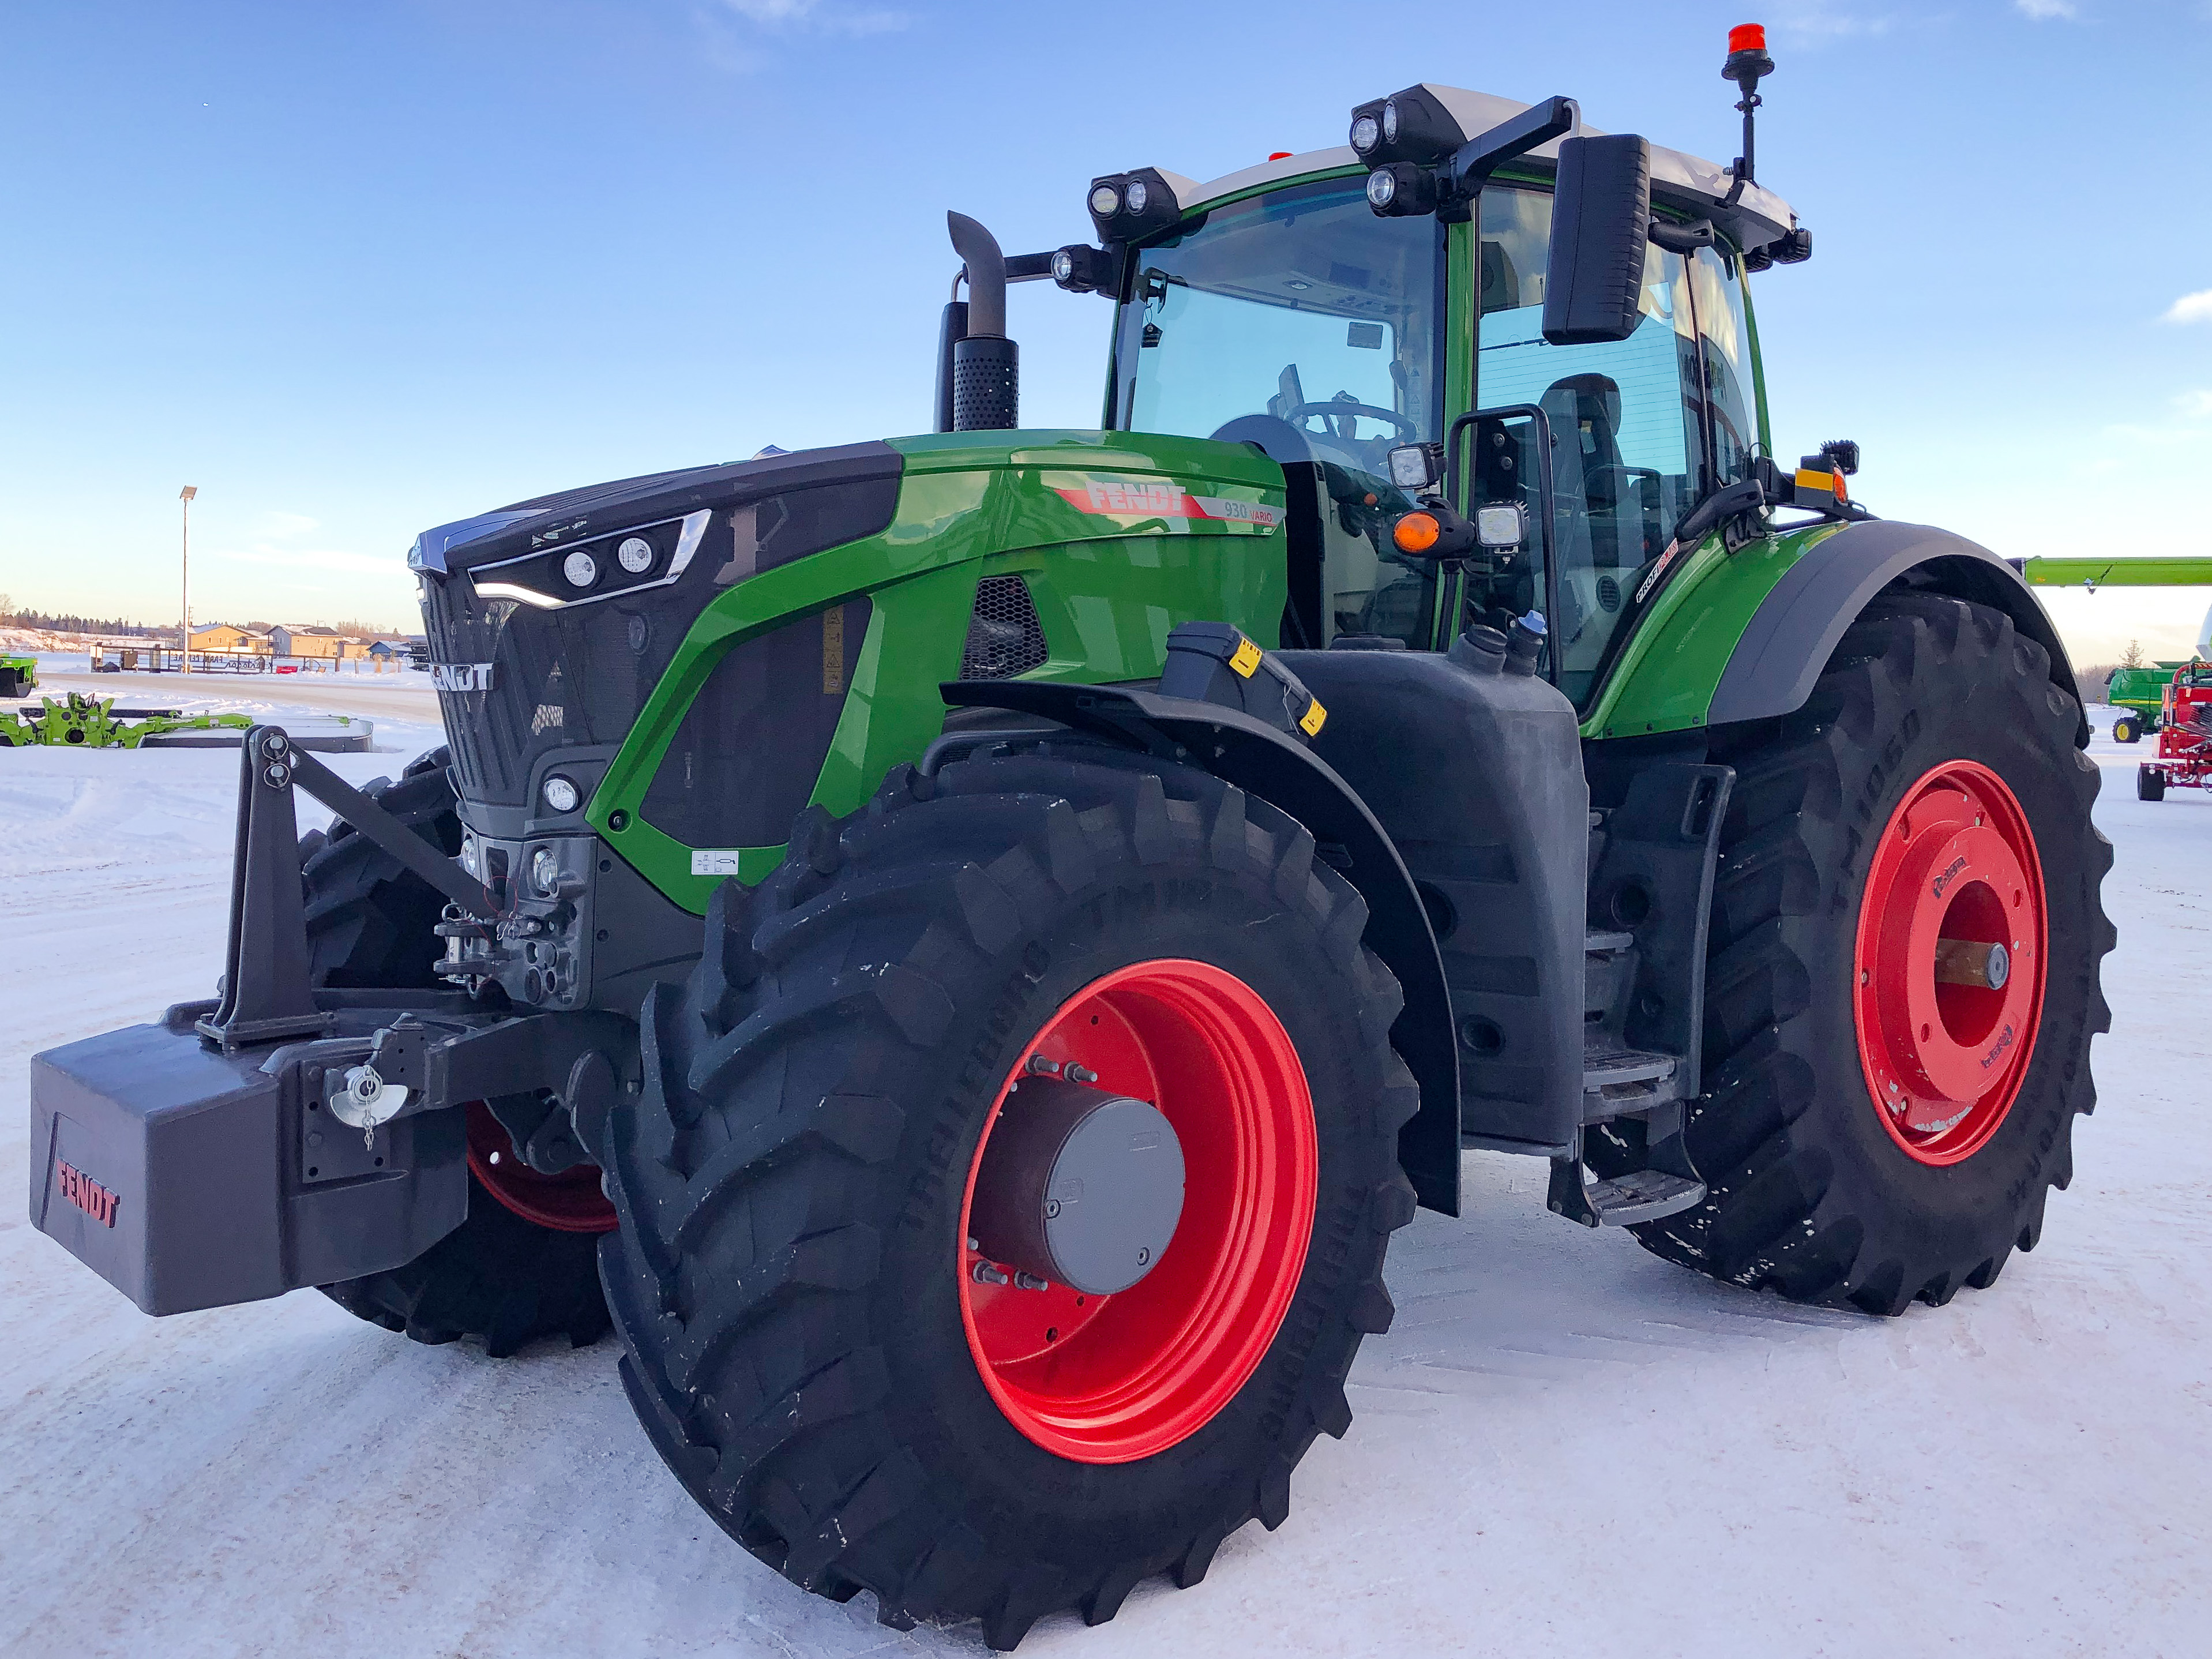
[3,1,2209,658]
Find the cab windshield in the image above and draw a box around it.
[1111,177,1447,647]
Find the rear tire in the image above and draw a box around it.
[1623,593,2113,1313]
[308,747,613,1353]
[2137,765,2166,802]
[599,749,1418,1646]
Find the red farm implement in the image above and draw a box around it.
[2138,663,2212,801]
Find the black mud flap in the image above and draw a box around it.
[29,1005,465,1316]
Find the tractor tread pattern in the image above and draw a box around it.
[598,748,1417,1646]
[1618,592,2114,1315]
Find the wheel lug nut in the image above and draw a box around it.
[1013,1271,1049,1292]
[1065,1063,1098,1084]
[971,1261,1009,1286]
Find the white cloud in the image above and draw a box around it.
[716,0,903,34]
[257,511,319,540]
[2015,0,2078,18]
[2162,288,2212,324]
[2175,389,2212,419]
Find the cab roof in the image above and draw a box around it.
[1168,87,1798,256]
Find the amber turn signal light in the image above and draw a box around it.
[1392,512,1441,554]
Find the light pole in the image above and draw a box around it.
[179,486,198,674]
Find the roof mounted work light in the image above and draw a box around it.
[1346,86,1466,167]
[1362,95,1578,224]
[1051,243,1117,295]
[1086,168,1183,244]
[1365,163,1437,217]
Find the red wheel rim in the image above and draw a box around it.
[1853,760,2046,1166]
[957,959,1318,1464]
[465,1101,618,1233]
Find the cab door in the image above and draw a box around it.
[1451,185,1762,708]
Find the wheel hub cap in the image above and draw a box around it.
[957,959,1317,1464]
[1853,760,2046,1165]
[969,1078,1185,1296]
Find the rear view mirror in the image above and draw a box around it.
[1542,134,1652,346]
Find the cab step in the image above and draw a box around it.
[1546,1149,1706,1228]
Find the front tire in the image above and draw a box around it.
[2137,765,2166,801]
[1627,592,2114,1313]
[308,748,614,1352]
[2111,715,2139,744]
[599,750,1418,1646]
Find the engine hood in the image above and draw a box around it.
[407,441,904,577]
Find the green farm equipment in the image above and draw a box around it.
[0,691,252,748]
[2016,556,2212,742]
[33,32,2115,1648]
[0,653,37,699]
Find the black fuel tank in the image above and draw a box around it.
[1280,637,1588,1151]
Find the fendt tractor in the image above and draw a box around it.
[32,30,2114,1647]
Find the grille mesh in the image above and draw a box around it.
[959,575,1049,680]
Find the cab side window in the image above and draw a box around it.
[1688,246,1758,491]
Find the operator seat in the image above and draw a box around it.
[1540,373,1628,570]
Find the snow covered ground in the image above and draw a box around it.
[2,697,2205,1658]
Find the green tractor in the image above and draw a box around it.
[32,35,2114,1648]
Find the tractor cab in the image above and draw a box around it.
[979,83,1811,708]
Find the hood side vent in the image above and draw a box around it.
[959,575,1049,681]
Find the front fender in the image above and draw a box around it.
[941,680,1460,1217]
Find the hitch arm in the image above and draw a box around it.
[283,746,492,919]
[198,726,493,1053]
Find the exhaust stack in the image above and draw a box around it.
[943,212,1019,432]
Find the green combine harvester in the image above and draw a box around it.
[2016,556,2212,743]
[31,31,2117,1647]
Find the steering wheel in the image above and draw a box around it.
[1285,397,1417,444]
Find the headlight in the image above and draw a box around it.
[561,550,598,588]
[529,846,561,898]
[1349,112,1380,156]
[1382,99,1400,142]
[1125,179,1149,214]
[1365,170,1398,209]
[461,833,481,877]
[1088,183,1120,217]
[541,775,580,813]
[615,536,654,573]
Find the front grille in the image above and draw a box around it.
[959,575,1049,680]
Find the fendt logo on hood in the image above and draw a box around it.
[429,662,496,693]
[57,1159,119,1228]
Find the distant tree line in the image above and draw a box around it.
[0,600,166,637]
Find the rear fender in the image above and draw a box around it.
[941,680,1460,1217]
[1708,521,2086,744]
